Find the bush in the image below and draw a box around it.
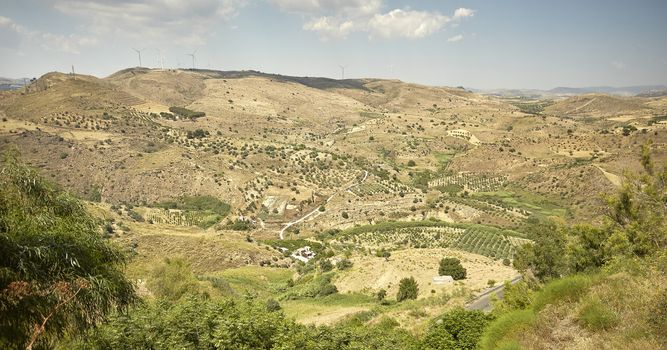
[397,277,418,302]
[493,281,534,314]
[336,259,353,270]
[422,308,494,350]
[266,299,282,312]
[319,259,333,272]
[479,309,536,350]
[577,298,618,331]
[148,258,200,301]
[439,257,467,280]
[532,275,593,311]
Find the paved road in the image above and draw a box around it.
[465,276,522,312]
[279,170,368,240]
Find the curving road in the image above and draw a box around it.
[465,276,523,312]
[279,170,368,239]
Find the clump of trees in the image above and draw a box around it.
[186,128,209,139]
[169,106,205,119]
[439,257,467,280]
[0,152,136,349]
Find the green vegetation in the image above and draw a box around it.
[66,295,421,349]
[439,257,467,280]
[154,195,231,228]
[397,277,418,302]
[479,141,667,348]
[510,100,553,115]
[0,153,135,349]
[148,258,200,301]
[168,106,206,119]
[422,308,493,350]
[186,128,209,139]
[336,221,525,259]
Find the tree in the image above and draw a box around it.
[513,219,568,281]
[0,152,135,349]
[377,289,387,301]
[397,277,418,302]
[439,258,467,280]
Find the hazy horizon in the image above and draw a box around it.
[1,0,667,89]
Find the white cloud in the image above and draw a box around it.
[52,0,245,46]
[0,15,96,53]
[447,34,463,42]
[454,8,475,19]
[303,16,355,40]
[271,0,382,16]
[368,9,449,39]
[610,60,626,70]
[281,1,476,41]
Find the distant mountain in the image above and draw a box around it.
[548,85,667,96]
[474,85,667,98]
[0,77,30,91]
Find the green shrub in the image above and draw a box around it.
[422,308,493,350]
[266,299,282,312]
[479,309,536,350]
[577,298,618,331]
[532,275,593,311]
[319,259,333,272]
[148,258,200,301]
[397,277,418,302]
[336,259,353,270]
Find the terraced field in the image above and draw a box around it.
[429,172,508,193]
[335,222,527,260]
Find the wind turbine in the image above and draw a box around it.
[338,65,346,80]
[186,49,197,69]
[132,47,146,67]
[155,49,165,69]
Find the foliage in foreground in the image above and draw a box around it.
[482,142,667,349]
[65,295,422,350]
[0,153,136,349]
[514,141,667,281]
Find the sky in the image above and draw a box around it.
[1,0,666,89]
